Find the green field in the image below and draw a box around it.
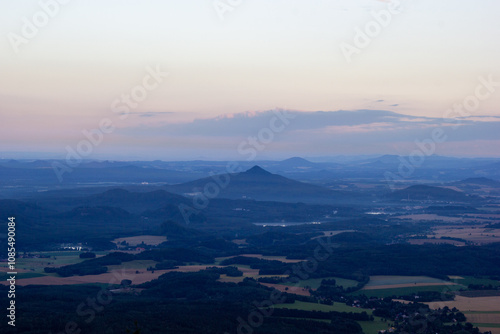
[283,276,359,289]
[273,301,389,334]
[11,251,109,273]
[359,318,391,334]
[0,272,46,280]
[352,284,464,298]
[365,275,449,287]
[452,276,500,288]
[274,300,370,314]
[350,275,500,299]
[472,323,500,328]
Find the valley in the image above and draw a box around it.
[1,157,500,333]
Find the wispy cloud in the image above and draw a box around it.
[118,109,500,144]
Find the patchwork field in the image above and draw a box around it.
[426,295,500,312]
[3,261,282,288]
[273,301,389,334]
[216,254,303,263]
[1,251,106,274]
[430,225,500,244]
[0,268,168,286]
[375,276,500,334]
[1,264,232,286]
[426,296,500,334]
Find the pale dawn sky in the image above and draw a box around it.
[0,0,499,159]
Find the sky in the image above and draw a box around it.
[0,0,499,160]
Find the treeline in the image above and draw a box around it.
[148,260,180,270]
[45,247,216,277]
[312,276,369,299]
[0,267,485,334]
[0,283,348,334]
[44,251,134,277]
[245,231,322,248]
[393,290,455,302]
[281,242,500,278]
[220,256,292,275]
[205,266,243,277]
[272,308,373,321]
[354,297,481,334]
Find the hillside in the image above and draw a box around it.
[165,165,355,204]
[27,188,191,214]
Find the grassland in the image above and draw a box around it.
[365,275,451,287]
[353,284,465,298]
[358,319,391,334]
[451,276,500,288]
[350,275,465,297]
[215,254,303,264]
[426,296,500,312]
[273,301,389,334]
[0,251,108,277]
[274,300,369,313]
[283,276,359,289]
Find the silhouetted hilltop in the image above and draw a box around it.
[166,166,355,204]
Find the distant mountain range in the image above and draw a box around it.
[0,155,499,199]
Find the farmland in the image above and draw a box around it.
[273,301,389,334]
[352,275,464,297]
[426,296,500,334]
[430,225,500,244]
[283,276,359,290]
[365,275,453,287]
[217,254,303,263]
[1,251,107,274]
